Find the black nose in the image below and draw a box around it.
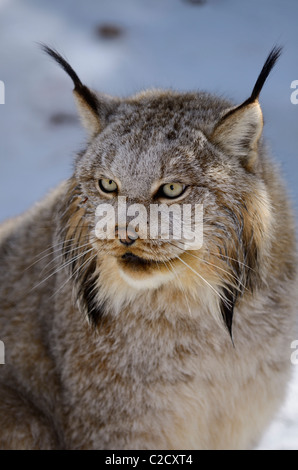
[115,225,138,246]
[119,236,135,246]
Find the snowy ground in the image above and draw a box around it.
[0,0,297,449]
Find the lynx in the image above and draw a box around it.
[0,45,296,449]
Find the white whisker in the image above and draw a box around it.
[167,240,245,292]
[24,235,90,271]
[208,250,255,272]
[166,259,193,317]
[39,241,93,276]
[50,252,97,299]
[176,255,228,305]
[31,247,94,292]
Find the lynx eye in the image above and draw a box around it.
[161,183,185,199]
[99,178,118,193]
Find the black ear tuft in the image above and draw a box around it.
[247,45,282,104]
[40,43,99,115]
[211,46,282,169]
[40,44,83,88]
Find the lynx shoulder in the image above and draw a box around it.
[0,46,296,450]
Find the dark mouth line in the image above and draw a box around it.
[120,251,182,268]
[121,252,155,266]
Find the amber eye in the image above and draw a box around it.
[161,183,185,199]
[98,178,118,193]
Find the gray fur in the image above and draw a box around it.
[0,49,296,449]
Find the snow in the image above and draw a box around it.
[0,0,297,449]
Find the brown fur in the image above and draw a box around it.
[0,47,297,449]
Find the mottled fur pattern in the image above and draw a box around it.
[0,46,297,449]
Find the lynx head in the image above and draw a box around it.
[43,45,281,337]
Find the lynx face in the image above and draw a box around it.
[75,94,219,285]
[46,46,280,334]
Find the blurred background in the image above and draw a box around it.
[0,0,297,449]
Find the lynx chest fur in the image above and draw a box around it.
[0,47,296,450]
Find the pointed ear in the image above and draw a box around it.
[211,101,263,168]
[41,45,118,138]
[72,88,101,137]
[211,46,282,170]
[72,89,118,138]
